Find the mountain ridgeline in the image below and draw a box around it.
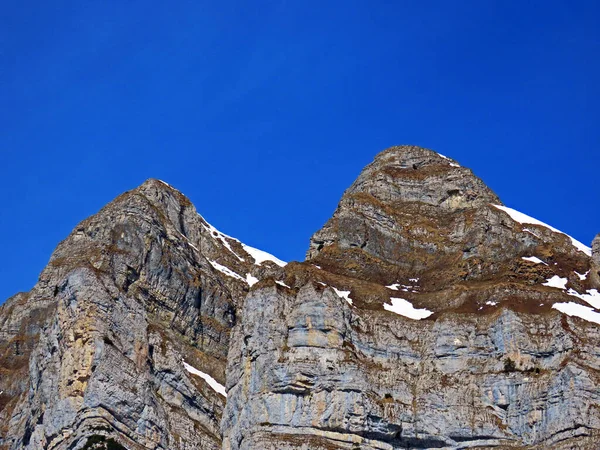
[1,146,600,449]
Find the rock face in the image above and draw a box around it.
[2,146,600,449]
[0,180,284,449]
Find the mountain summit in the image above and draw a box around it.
[1,146,600,449]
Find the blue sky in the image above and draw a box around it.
[1,1,599,301]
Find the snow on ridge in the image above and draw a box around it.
[276,280,290,288]
[182,361,227,397]
[540,272,600,309]
[200,217,286,267]
[522,256,547,265]
[242,244,287,267]
[209,260,260,287]
[383,297,433,320]
[566,288,600,310]
[332,287,353,305]
[436,153,460,167]
[539,271,600,325]
[209,260,245,282]
[492,204,591,256]
[201,221,245,261]
[552,302,600,326]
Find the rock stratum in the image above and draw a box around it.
[1,146,600,449]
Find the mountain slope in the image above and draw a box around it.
[2,147,600,449]
[0,179,285,449]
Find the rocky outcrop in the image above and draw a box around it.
[591,234,600,288]
[0,179,284,449]
[223,146,600,449]
[2,146,600,449]
[222,280,600,449]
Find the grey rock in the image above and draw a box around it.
[0,179,282,449]
[2,147,600,449]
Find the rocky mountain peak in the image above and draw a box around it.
[346,145,501,209]
[2,150,600,450]
[307,146,593,314]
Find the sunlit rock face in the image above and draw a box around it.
[2,147,600,449]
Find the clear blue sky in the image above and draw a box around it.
[1,1,599,301]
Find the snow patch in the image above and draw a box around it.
[437,153,460,167]
[492,205,591,256]
[552,302,600,326]
[183,361,227,397]
[576,270,590,281]
[209,260,245,283]
[383,298,433,320]
[276,280,290,288]
[201,221,245,261]
[201,218,286,266]
[246,273,259,286]
[332,288,353,305]
[566,288,600,310]
[542,275,568,289]
[486,300,498,306]
[522,256,546,265]
[386,281,419,293]
[242,244,286,267]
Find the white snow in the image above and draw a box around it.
[492,205,591,256]
[209,260,246,283]
[332,287,353,305]
[157,179,172,188]
[576,270,590,281]
[182,361,227,397]
[202,222,245,261]
[522,256,546,265]
[566,288,600,310]
[437,153,460,167]
[242,244,287,267]
[383,297,433,320]
[246,273,259,286]
[486,300,498,306]
[386,281,419,293]
[542,275,569,289]
[552,302,600,326]
[276,280,290,288]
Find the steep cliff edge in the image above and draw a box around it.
[222,146,600,449]
[2,146,600,449]
[0,179,285,449]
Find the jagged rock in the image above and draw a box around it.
[0,179,284,449]
[2,147,600,449]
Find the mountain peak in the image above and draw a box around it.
[346,145,501,210]
[2,149,600,450]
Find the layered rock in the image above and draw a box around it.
[223,146,600,449]
[0,179,284,449]
[2,146,600,449]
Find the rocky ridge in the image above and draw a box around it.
[1,146,600,449]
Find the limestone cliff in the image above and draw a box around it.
[2,146,600,449]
